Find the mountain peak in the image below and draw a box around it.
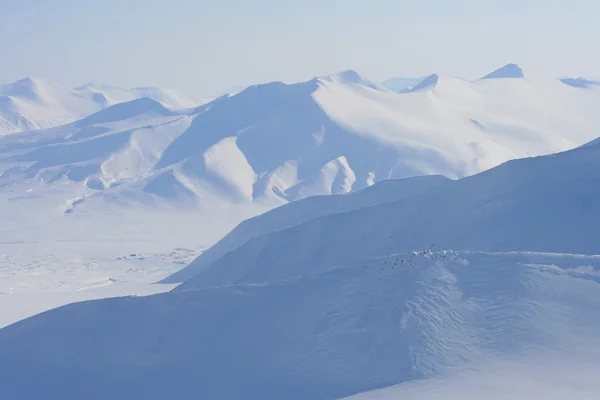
[12,76,44,86]
[0,76,50,99]
[76,97,174,126]
[481,64,525,80]
[401,74,439,93]
[328,70,363,83]
[560,77,600,89]
[318,70,381,90]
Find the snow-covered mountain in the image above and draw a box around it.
[480,63,525,79]
[74,83,208,109]
[0,77,103,134]
[0,64,597,259]
[0,64,598,272]
[165,174,450,282]
[0,77,206,135]
[174,137,600,289]
[2,138,600,399]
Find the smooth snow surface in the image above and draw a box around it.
[0,248,196,328]
[2,252,600,399]
[346,349,600,400]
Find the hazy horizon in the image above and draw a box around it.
[2,0,599,96]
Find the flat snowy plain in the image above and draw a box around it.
[0,244,199,327]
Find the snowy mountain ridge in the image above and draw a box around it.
[0,77,207,135]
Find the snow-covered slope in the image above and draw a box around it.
[176,138,600,290]
[311,65,600,180]
[0,77,205,135]
[166,174,449,282]
[2,251,600,400]
[0,77,104,134]
[75,83,208,109]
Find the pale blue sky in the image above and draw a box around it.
[2,0,599,96]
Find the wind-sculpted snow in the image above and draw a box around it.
[2,252,600,399]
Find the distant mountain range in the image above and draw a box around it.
[0,77,208,135]
[1,64,599,251]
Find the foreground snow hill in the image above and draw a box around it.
[165,174,450,282]
[2,63,600,332]
[174,137,600,289]
[0,77,204,135]
[2,251,600,399]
